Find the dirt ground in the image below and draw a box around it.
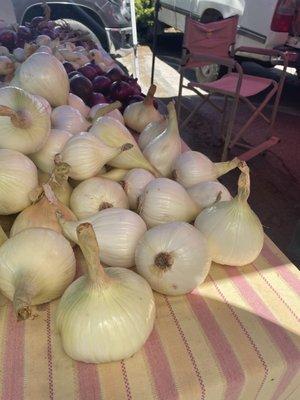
[119,35,300,266]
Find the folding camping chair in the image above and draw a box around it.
[177,16,288,161]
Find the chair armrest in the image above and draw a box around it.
[182,53,237,69]
[234,46,288,66]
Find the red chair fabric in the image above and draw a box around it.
[189,73,274,97]
[183,16,238,68]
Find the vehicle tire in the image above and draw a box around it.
[194,9,223,83]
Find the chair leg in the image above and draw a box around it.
[229,84,277,148]
[221,97,239,161]
[177,70,184,122]
[180,96,208,130]
[220,96,228,140]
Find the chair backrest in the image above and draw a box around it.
[182,16,239,68]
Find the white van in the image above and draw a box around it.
[157,0,300,81]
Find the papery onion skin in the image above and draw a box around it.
[0,228,76,320]
[58,208,147,268]
[194,163,264,266]
[70,177,129,219]
[56,223,155,363]
[0,149,38,215]
[135,222,211,295]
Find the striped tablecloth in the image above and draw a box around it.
[0,235,299,400]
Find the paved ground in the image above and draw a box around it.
[120,35,300,266]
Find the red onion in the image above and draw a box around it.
[89,92,107,107]
[68,71,81,79]
[86,61,104,75]
[70,75,93,103]
[92,75,112,94]
[125,76,142,95]
[17,26,32,41]
[110,81,134,102]
[63,62,75,74]
[126,95,145,106]
[106,67,125,82]
[77,64,98,81]
[0,30,17,51]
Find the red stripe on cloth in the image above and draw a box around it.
[252,262,299,323]
[209,274,269,399]
[261,244,300,295]
[121,360,132,400]
[227,266,300,400]
[187,292,245,400]
[46,304,54,400]
[164,296,206,400]
[1,305,25,400]
[76,362,101,400]
[144,328,178,400]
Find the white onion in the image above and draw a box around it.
[89,103,124,124]
[0,149,38,215]
[70,177,129,218]
[138,119,168,151]
[138,178,200,227]
[18,52,69,106]
[67,93,90,118]
[173,151,240,188]
[121,168,155,210]
[30,129,72,173]
[58,208,147,268]
[135,222,211,295]
[187,181,232,209]
[51,105,90,134]
[195,163,264,266]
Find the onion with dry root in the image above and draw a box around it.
[56,222,155,363]
[0,227,76,320]
[70,177,129,219]
[123,85,164,133]
[135,222,211,295]
[0,86,50,154]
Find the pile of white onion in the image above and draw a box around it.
[0,63,265,367]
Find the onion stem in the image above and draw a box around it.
[0,105,31,129]
[214,157,241,178]
[76,223,111,285]
[13,279,35,320]
[237,162,250,202]
[93,101,122,120]
[144,85,156,106]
